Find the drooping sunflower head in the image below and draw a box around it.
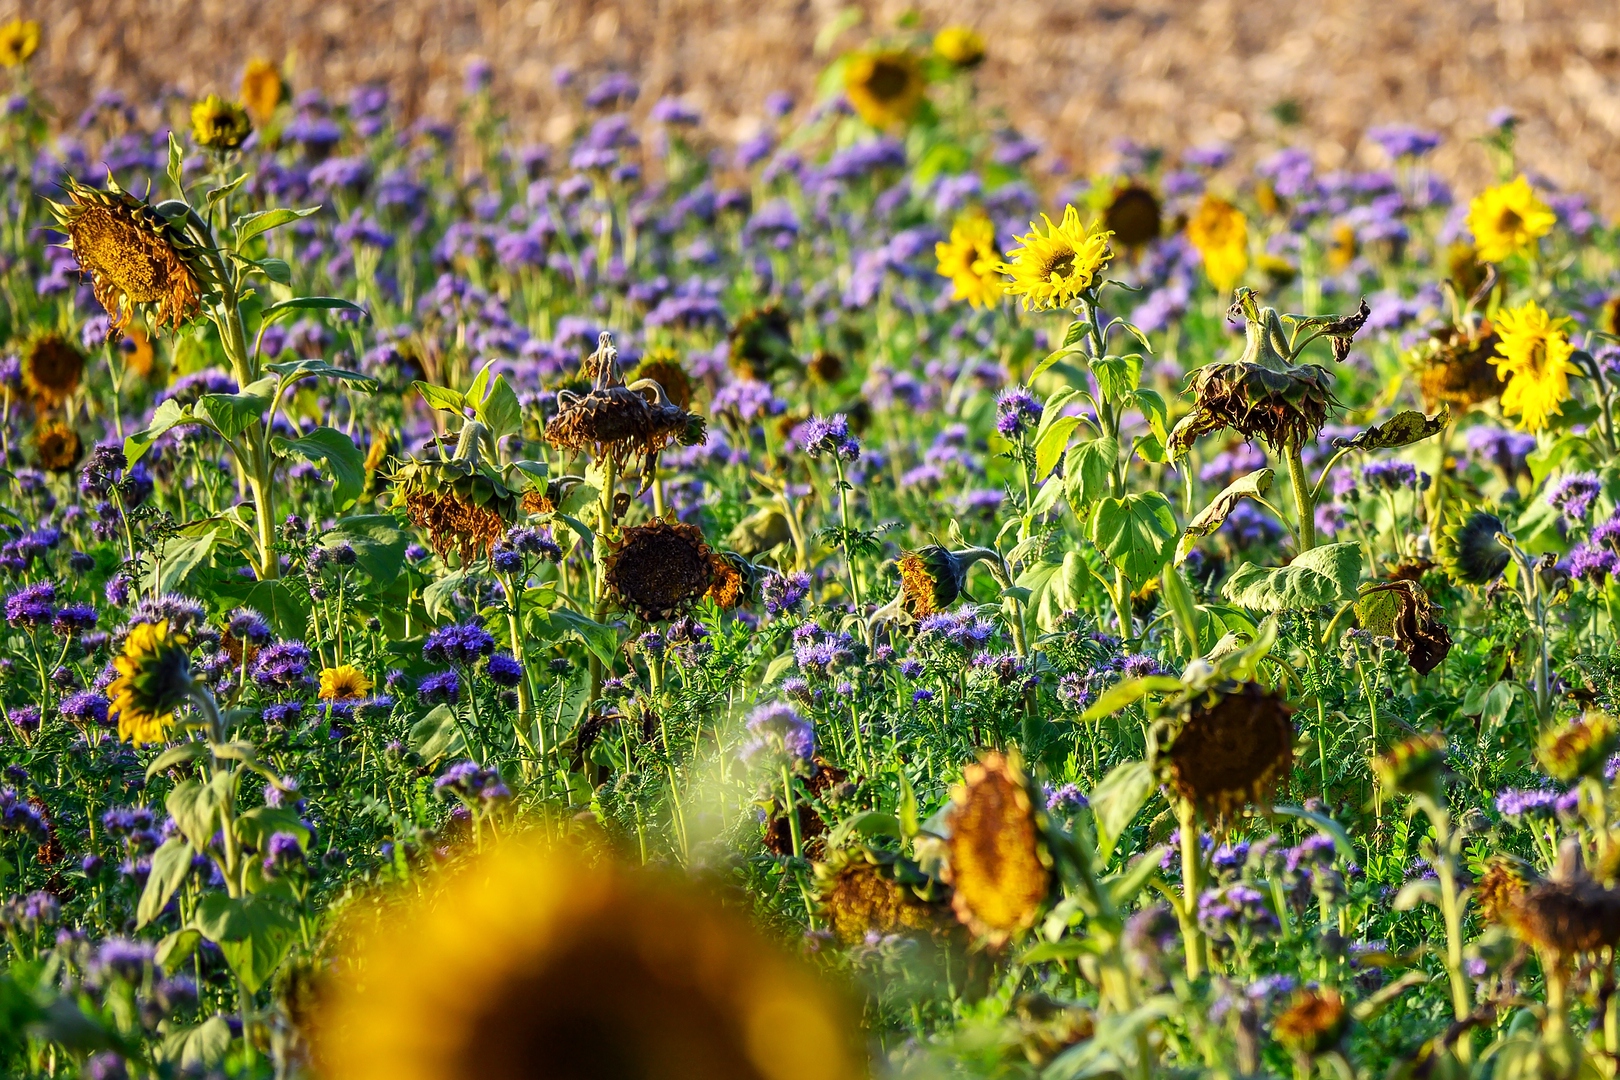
[1466,174,1556,263]
[1506,843,1620,963]
[944,751,1053,947]
[897,546,969,620]
[190,94,253,152]
[0,19,39,68]
[240,59,285,126]
[843,49,926,129]
[1274,988,1348,1059]
[605,520,718,622]
[313,837,865,1080]
[1490,300,1576,433]
[707,552,751,610]
[110,620,194,746]
[932,26,986,69]
[934,212,1004,309]
[1186,196,1249,292]
[1371,732,1448,802]
[391,455,517,563]
[997,204,1113,311]
[1475,857,1533,924]
[21,333,85,407]
[47,174,209,340]
[1535,713,1620,785]
[33,419,82,472]
[319,664,374,703]
[1413,322,1504,411]
[814,845,952,945]
[1104,184,1163,249]
[727,304,798,382]
[1437,507,1511,586]
[1160,681,1294,821]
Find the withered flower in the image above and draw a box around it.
[1507,842,1620,962]
[1355,579,1452,675]
[390,422,518,562]
[707,552,751,609]
[1475,858,1533,924]
[604,520,720,622]
[1161,682,1294,821]
[1274,988,1348,1058]
[1371,733,1448,802]
[22,333,86,407]
[33,420,82,472]
[1535,712,1619,784]
[727,303,799,382]
[47,174,209,340]
[1413,322,1504,411]
[896,546,993,619]
[548,333,705,484]
[807,350,845,386]
[814,845,951,945]
[943,751,1052,947]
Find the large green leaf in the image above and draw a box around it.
[545,609,621,669]
[1176,469,1274,564]
[267,357,378,391]
[125,399,195,465]
[196,376,276,440]
[412,380,466,414]
[191,893,298,993]
[409,703,466,763]
[137,838,194,928]
[1090,759,1155,864]
[148,527,220,595]
[233,806,311,851]
[233,205,321,247]
[323,515,408,585]
[1222,542,1363,611]
[1090,492,1177,580]
[421,570,467,622]
[166,775,230,850]
[476,373,523,443]
[273,427,366,510]
[1064,436,1117,509]
[1034,415,1082,481]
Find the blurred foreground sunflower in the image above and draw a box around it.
[313,838,864,1080]
[944,751,1052,946]
[1413,321,1502,411]
[932,27,986,68]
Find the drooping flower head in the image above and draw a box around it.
[997,204,1113,310]
[814,846,951,945]
[944,751,1052,946]
[1160,682,1294,821]
[1438,508,1511,586]
[1104,184,1163,248]
[1413,322,1504,412]
[1466,175,1556,263]
[1491,300,1576,432]
[605,520,723,622]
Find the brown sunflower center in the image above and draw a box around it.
[1496,207,1523,234]
[1042,248,1077,283]
[865,61,913,102]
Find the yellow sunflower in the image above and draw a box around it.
[240,59,285,126]
[1186,196,1248,293]
[1466,175,1556,263]
[934,212,1003,308]
[110,621,194,746]
[190,94,253,152]
[933,26,986,69]
[0,19,39,68]
[843,49,925,129]
[319,665,374,702]
[996,204,1113,310]
[1491,300,1576,432]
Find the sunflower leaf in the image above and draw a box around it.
[1332,406,1450,451]
[1090,759,1156,864]
[271,427,365,510]
[1222,542,1363,611]
[1090,492,1177,580]
[1176,468,1275,565]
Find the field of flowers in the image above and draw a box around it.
[1,11,1620,1079]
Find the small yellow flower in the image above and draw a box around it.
[933,26,986,68]
[190,94,253,152]
[0,19,40,68]
[1186,196,1248,293]
[110,621,193,746]
[1491,300,1577,432]
[318,664,374,702]
[1466,175,1556,263]
[843,49,925,129]
[240,59,284,126]
[996,204,1113,311]
[934,212,1003,308]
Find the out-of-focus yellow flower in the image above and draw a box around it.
[190,94,253,151]
[933,26,986,68]
[1466,175,1555,263]
[996,204,1113,310]
[1186,196,1248,293]
[844,49,925,129]
[240,59,284,126]
[1491,300,1576,432]
[934,212,1003,308]
[313,837,864,1080]
[318,664,373,702]
[0,19,40,68]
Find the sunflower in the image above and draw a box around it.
[0,19,39,67]
[391,441,519,563]
[1466,175,1556,263]
[631,349,694,411]
[1438,508,1511,585]
[1370,733,1448,801]
[33,420,81,472]
[1414,322,1503,411]
[190,95,253,151]
[1603,294,1620,339]
[313,838,864,1080]
[240,59,285,126]
[934,213,1004,309]
[1103,184,1162,249]
[1325,222,1357,273]
[110,621,194,746]
[1475,858,1532,924]
[944,751,1052,947]
[1491,300,1576,432]
[933,26,986,69]
[319,665,374,702]
[1161,682,1294,821]
[1506,845,1620,963]
[1274,988,1348,1058]
[727,304,798,382]
[605,520,719,622]
[22,333,86,407]
[815,846,952,944]
[1535,713,1619,784]
[707,552,749,610]
[551,334,705,480]
[843,49,925,129]
[996,204,1113,311]
[807,350,845,386]
[1186,196,1248,293]
[117,325,157,380]
[899,546,982,620]
[47,174,208,340]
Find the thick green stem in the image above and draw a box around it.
[1286,441,1316,551]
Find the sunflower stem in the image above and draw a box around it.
[1286,440,1316,551]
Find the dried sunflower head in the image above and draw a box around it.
[1104,184,1163,249]
[814,845,951,945]
[1507,842,1620,962]
[943,751,1053,947]
[1413,322,1504,411]
[605,520,719,622]
[33,419,82,472]
[548,333,705,484]
[727,304,799,382]
[47,174,209,340]
[389,424,518,563]
[1535,713,1619,785]
[1168,289,1357,458]
[707,552,752,610]
[1274,988,1348,1058]
[1475,857,1533,924]
[1159,681,1294,821]
[807,349,845,386]
[22,333,86,407]
[1354,579,1452,675]
[190,94,253,151]
[630,349,694,411]
[1437,507,1511,586]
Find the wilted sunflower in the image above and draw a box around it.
[727,304,798,382]
[1274,988,1348,1059]
[0,19,39,67]
[1491,300,1576,433]
[997,204,1113,311]
[943,751,1052,947]
[1506,843,1620,963]
[1354,580,1452,675]
[1446,243,1490,301]
[1475,858,1533,924]
[1438,507,1511,586]
[1161,682,1293,821]
[21,333,86,407]
[896,546,994,620]
[1535,713,1619,784]
[935,212,1004,309]
[708,552,750,610]
[933,26,986,68]
[1186,196,1248,293]
[843,49,925,129]
[110,620,194,746]
[319,665,374,702]
[1371,733,1448,801]
[391,429,519,563]
[550,333,705,481]
[313,838,864,1080]
[191,94,253,151]
[605,520,721,622]
[1103,184,1162,249]
[47,173,209,340]
[240,59,285,126]
[815,846,952,944]
[1413,322,1503,411]
[807,350,845,386]
[33,420,81,472]
[1466,175,1556,263]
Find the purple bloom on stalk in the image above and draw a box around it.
[650,97,701,126]
[59,691,109,726]
[1367,125,1442,160]
[995,387,1043,439]
[1046,783,1088,814]
[1495,788,1560,819]
[1549,472,1603,524]
[799,414,861,461]
[585,73,638,108]
[88,938,155,984]
[739,702,815,768]
[423,622,496,665]
[5,581,55,628]
[1361,459,1421,490]
[435,759,510,800]
[418,670,461,705]
[262,831,304,876]
[1570,543,1619,584]
[486,653,523,687]
[761,571,811,616]
[51,603,97,637]
[252,641,314,691]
